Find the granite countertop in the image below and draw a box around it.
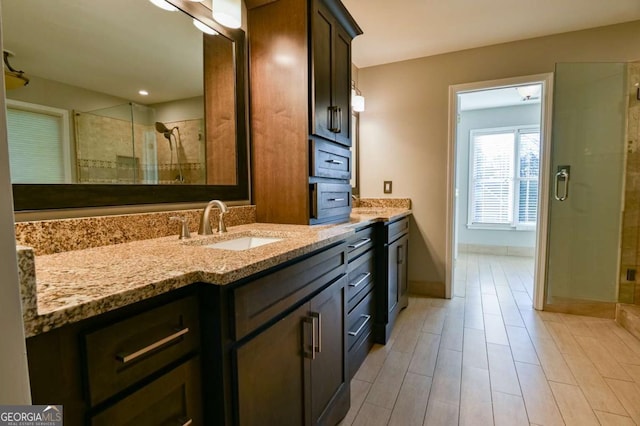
[18,207,411,337]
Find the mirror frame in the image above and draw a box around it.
[10,0,249,211]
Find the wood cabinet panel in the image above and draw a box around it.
[91,357,202,426]
[84,296,200,406]
[236,303,307,426]
[311,139,352,180]
[233,243,347,340]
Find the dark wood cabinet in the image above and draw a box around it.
[26,289,202,426]
[375,217,410,344]
[248,0,361,224]
[90,357,202,426]
[345,224,376,378]
[311,0,353,146]
[235,276,348,426]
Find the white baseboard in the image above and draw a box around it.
[459,243,535,257]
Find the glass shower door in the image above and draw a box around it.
[545,62,627,309]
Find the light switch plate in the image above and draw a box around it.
[383,181,392,194]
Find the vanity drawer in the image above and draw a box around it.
[347,225,374,261]
[83,296,200,407]
[387,216,409,244]
[233,242,347,341]
[347,250,375,311]
[347,289,374,351]
[311,139,351,180]
[311,183,352,221]
[91,356,202,426]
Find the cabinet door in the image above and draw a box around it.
[387,239,400,314]
[397,235,409,302]
[236,304,308,426]
[312,3,335,141]
[309,276,348,425]
[332,25,352,147]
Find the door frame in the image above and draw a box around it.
[445,73,554,310]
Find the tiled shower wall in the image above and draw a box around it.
[75,113,205,184]
[620,62,640,303]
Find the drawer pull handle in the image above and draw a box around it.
[328,198,345,202]
[349,272,371,288]
[325,159,343,165]
[116,327,189,364]
[348,315,372,337]
[348,238,371,249]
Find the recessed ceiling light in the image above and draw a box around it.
[139,90,149,96]
[148,0,177,12]
[193,19,218,35]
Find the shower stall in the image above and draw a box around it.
[74,102,205,184]
[543,62,631,316]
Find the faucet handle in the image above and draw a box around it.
[169,216,191,239]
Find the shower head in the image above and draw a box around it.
[155,121,172,140]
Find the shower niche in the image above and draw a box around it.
[75,103,206,185]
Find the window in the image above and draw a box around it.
[6,100,71,183]
[469,126,540,229]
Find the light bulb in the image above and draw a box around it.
[193,19,218,35]
[212,0,242,29]
[148,0,177,12]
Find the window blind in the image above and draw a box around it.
[471,132,515,224]
[6,107,66,183]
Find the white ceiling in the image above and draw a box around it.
[458,85,541,111]
[342,0,640,68]
[1,0,208,105]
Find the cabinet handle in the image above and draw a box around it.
[311,312,321,354]
[325,159,344,165]
[349,272,371,288]
[303,316,315,359]
[397,245,403,264]
[337,107,342,134]
[328,198,345,202]
[116,327,189,364]
[328,106,340,132]
[348,315,372,337]
[348,238,371,249]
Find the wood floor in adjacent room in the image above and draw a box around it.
[341,253,640,426]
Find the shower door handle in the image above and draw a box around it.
[554,166,570,201]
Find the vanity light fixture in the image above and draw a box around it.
[193,19,219,35]
[212,0,242,29]
[148,0,177,12]
[351,81,365,112]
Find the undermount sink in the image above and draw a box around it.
[203,236,283,251]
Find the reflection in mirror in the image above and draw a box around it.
[2,0,236,186]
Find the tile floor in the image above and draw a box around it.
[340,253,640,425]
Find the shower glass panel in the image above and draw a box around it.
[75,102,206,184]
[545,62,627,307]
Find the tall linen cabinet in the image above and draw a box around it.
[248,0,362,224]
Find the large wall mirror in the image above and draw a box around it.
[1,0,248,210]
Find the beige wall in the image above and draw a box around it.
[358,20,640,289]
[0,3,32,402]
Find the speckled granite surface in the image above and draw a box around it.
[17,207,411,337]
[355,198,411,209]
[15,205,256,255]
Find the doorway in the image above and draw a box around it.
[446,74,554,309]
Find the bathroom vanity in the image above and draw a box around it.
[21,209,410,425]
